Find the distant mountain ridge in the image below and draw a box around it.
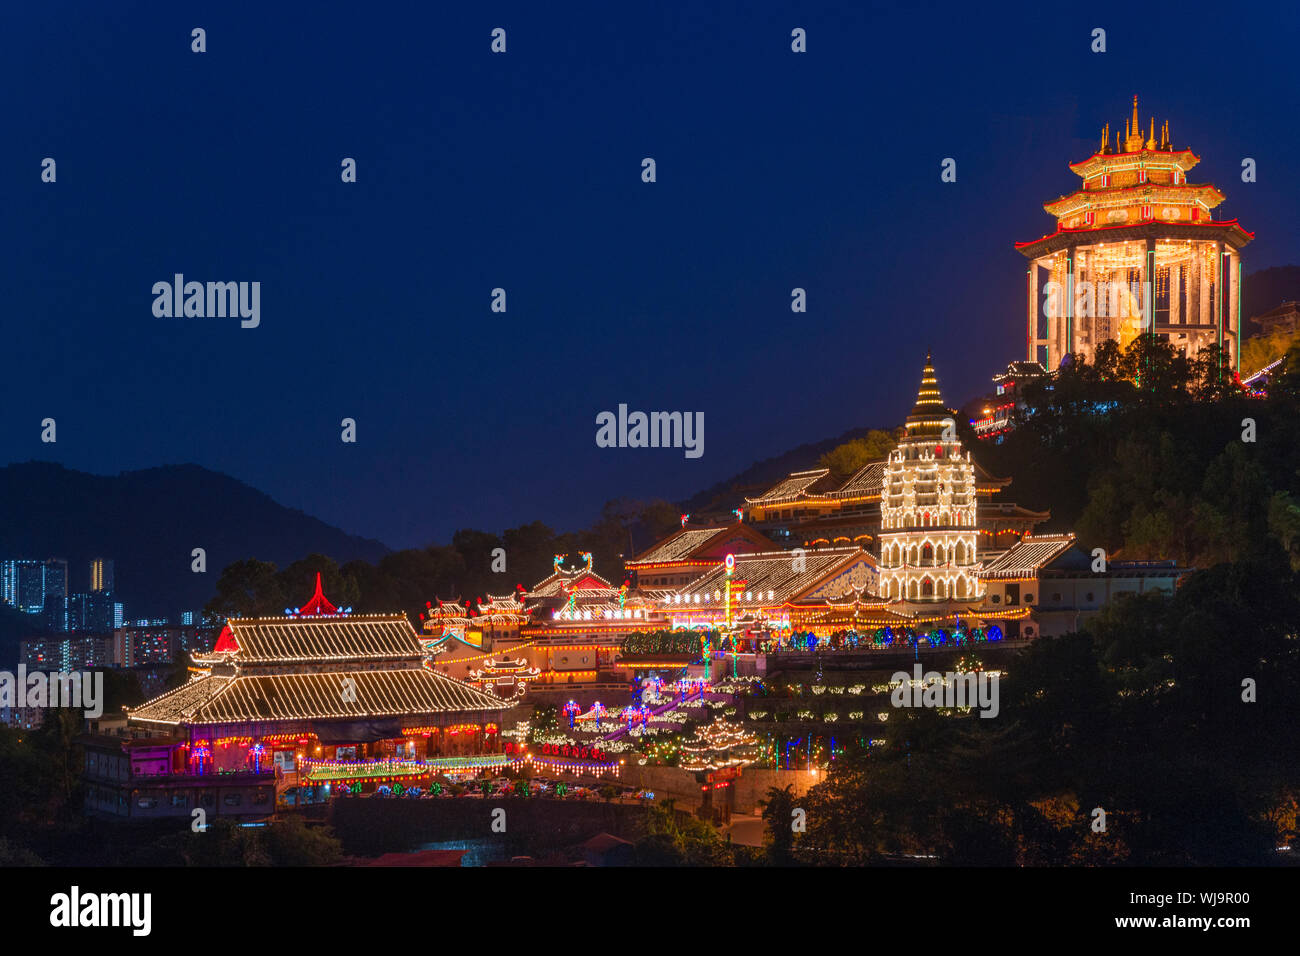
[0,462,390,618]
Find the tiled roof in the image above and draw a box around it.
[745,469,833,505]
[524,571,615,599]
[628,528,725,564]
[203,615,423,665]
[125,674,236,724]
[977,534,1076,578]
[827,461,886,498]
[127,667,509,727]
[668,548,874,609]
[748,456,1007,509]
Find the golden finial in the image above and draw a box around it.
[1123,96,1147,152]
[1147,117,1155,150]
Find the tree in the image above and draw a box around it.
[263,815,344,865]
[818,430,900,478]
[759,784,796,865]
[205,559,284,619]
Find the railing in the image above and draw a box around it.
[129,768,276,783]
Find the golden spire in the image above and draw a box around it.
[1147,117,1156,150]
[1123,95,1147,152]
[905,352,948,438]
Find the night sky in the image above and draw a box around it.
[4,2,1298,548]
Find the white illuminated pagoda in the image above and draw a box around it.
[877,355,983,604]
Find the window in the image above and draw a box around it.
[223,793,242,807]
[1051,593,1061,602]
[170,793,188,807]
[1024,593,1035,603]
[990,594,1000,605]
[136,797,157,809]
[1085,592,1095,602]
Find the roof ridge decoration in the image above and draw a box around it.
[287,572,352,617]
[212,623,239,654]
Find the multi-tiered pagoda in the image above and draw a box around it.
[1016,96,1252,372]
[877,355,982,606]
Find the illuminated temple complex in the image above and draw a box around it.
[1017,96,1252,371]
[744,363,1047,555]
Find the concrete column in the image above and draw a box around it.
[1065,245,1076,363]
[1143,237,1156,338]
[1076,248,1091,361]
[1026,263,1038,362]
[1169,254,1181,327]
[1230,251,1241,373]
[1216,240,1226,349]
[1198,243,1211,335]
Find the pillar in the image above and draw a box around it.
[1143,237,1156,339]
[1075,248,1090,361]
[1198,242,1211,345]
[1226,245,1239,364]
[1026,263,1038,362]
[1169,253,1181,331]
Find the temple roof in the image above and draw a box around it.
[976,534,1076,578]
[745,468,832,504]
[668,547,877,610]
[524,570,616,600]
[1043,181,1226,219]
[631,527,720,562]
[197,614,423,665]
[1015,219,1254,258]
[827,461,887,498]
[1018,98,1251,255]
[627,522,772,566]
[126,666,509,727]
[748,455,1007,510]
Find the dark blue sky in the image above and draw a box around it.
[4,1,1298,548]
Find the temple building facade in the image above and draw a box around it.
[977,534,1189,639]
[742,373,1047,557]
[104,575,512,816]
[1017,96,1252,372]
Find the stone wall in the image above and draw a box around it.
[617,764,825,814]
